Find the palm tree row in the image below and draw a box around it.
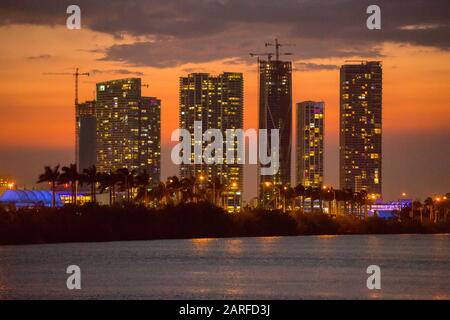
[36,164,449,222]
[37,164,152,207]
[37,164,235,209]
[268,184,370,218]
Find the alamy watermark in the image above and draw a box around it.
[171,121,280,176]
[366,5,381,30]
[66,265,81,290]
[66,5,81,30]
[366,265,381,290]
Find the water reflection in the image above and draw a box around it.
[224,239,243,255]
[190,238,216,255]
[257,236,281,254]
[0,235,449,299]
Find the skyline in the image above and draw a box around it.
[0,1,449,202]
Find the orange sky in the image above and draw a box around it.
[0,25,449,201]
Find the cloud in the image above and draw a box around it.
[27,54,52,60]
[1,0,449,68]
[399,24,445,31]
[293,62,339,72]
[90,69,145,76]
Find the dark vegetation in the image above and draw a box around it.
[1,202,449,245]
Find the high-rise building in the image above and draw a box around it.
[296,101,324,188]
[139,97,161,186]
[96,78,161,185]
[76,100,96,172]
[340,61,382,197]
[258,59,292,207]
[179,72,244,210]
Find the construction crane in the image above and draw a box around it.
[264,38,295,61]
[43,68,90,107]
[249,52,274,61]
[43,68,90,165]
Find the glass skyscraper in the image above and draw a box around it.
[258,59,292,207]
[296,101,324,188]
[95,78,161,185]
[76,100,96,172]
[340,61,382,197]
[179,72,244,210]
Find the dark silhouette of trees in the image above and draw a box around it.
[37,165,60,208]
[98,171,120,205]
[1,203,449,245]
[294,183,305,212]
[81,165,100,203]
[134,170,151,205]
[116,168,136,202]
[59,164,79,204]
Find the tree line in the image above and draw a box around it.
[35,164,450,224]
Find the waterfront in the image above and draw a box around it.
[0,234,449,299]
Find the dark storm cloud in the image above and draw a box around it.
[1,0,449,67]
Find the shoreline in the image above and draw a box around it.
[1,202,449,246]
[2,231,449,247]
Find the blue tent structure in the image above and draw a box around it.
[0,190,62,207]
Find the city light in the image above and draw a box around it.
[264,181,272,188]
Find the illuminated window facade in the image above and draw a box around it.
[258,60,292,206]
[139,97,161,186]
[0,176,15,192]
[340,61,382,197]
[296,101,324,188]
[179,72,243,196]
[76,100,96,172]
[96,78,161,185]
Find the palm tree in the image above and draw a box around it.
[310,187,321,213]
[294,183,305,213]
[424,197,434,222]
[98,171,120,205]
[180,177,195,203]
[166,176,182,204]
[149,182,167,207]
[37,165,60,208]
[212,178,226,207]
[59,164,79,204]
[82,165,99,203]
[334,189,346,216]
[303,186,313,213]
[116,168,136,202]
[353,190,368,219]
[284,187,296,212]
[322,187,335,215]
[135,170,150,205]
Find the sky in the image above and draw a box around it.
[0,0,449,202]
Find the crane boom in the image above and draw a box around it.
[43,68,90,164]
[265,38,295,61]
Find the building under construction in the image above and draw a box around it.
[253,40,293,208]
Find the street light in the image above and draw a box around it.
[231,182,238,212]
